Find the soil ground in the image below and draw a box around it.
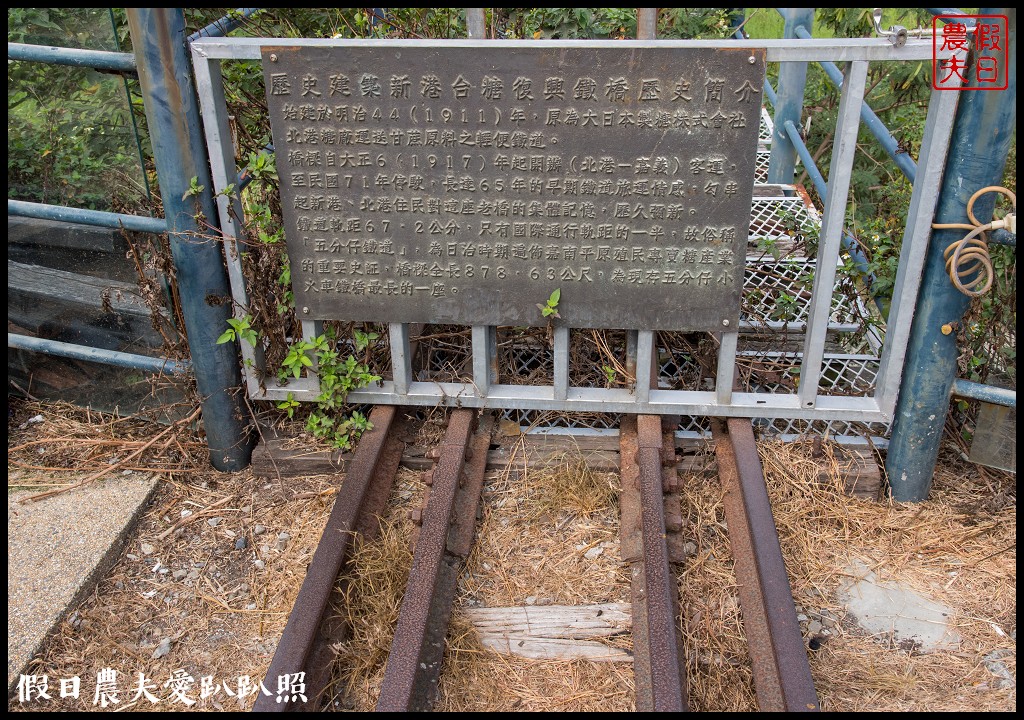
[7,400,1016,712]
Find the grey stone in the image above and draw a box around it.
[235,537,248,550]
[207,517,222,527]
[983,649,1016,689]
[152,637,172,659]
[254,560,266,571]
[172,569,187,581]
[253,524,266,535]
[807,620,823,635]
[140,543,155,555]
[584,546,604,560]
[837,560,961,652]
[275,532,291,551]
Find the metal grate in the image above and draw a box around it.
[736,352,879,395]
[755,147,771,183]
[498,327,554,385]
[759,106,773,145]
[413,325,472,382]
[742,258,862,329]
[501,408,620,430]
[748,196,822,243]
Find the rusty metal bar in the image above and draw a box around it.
[637,8,658,40]
[713,418,819,712]
[466,8,486,39]
[623,415,688,712]
[252,405,401,712]
[376,409,478,711]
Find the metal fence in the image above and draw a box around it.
[191,35,961,429]
[7,9,1015,500]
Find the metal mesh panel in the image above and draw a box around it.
[748,196,822,242]
[736,352,879,395]
[656,338,707,390]
[411,325,472,382]
[501,408,621,430]
[568,328,633,389]
[497,327,554,385]
[742,258,861,328]
[755,147,771,183]
[759,106,773,145]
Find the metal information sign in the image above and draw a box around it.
[264,44,765,330]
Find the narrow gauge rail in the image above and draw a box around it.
[253,406,819,712]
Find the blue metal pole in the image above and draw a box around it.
[8,199,167,235]
[126,8,253,471]
[7,41,136,72]
[9,333,192,375]
[951,379,1016,408]
[187,8,261,43]
[767,8,815,185]
[885,8,1016,500]
[794,27,919,184]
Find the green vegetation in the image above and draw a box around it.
[537,289,562,320]
[8,8,150,211]
[9,8,1014,448]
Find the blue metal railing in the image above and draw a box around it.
[952,379,1016,408]
[7,42,135,72]
[8,199,167,235]
[779,121,881,306]
[187,8,261,43]
[794,26,919,184]
[9,334,191,376]
[8,9,253,470]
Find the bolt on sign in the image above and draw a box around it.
[264,43,765,331]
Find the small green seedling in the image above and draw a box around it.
[602,364,616,386]
[182,175,204,201]
[537,288,561,319]
[277,393,300,419]
[217,315,258,347]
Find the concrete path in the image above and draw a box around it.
[7,472,159,693]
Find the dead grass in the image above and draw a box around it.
[319,467,422,710]
[437,442,635,712]
[9,400,1016,712]
[676,438,1016,712]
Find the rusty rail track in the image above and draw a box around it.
[255,408,818,712]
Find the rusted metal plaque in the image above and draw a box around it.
[264,43,765,330]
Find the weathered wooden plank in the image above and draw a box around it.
[465,603,633,663]
[464,603,631,639]
[253,425,877,499]
[8,260,151,316]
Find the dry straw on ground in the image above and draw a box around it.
[8,400,1016,712]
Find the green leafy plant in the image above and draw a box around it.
[280,339,315,380]
[216,315,258,346]
[537,288,561,319]
[602,364,616,387]
[182,175,204,201]
[277,332,381,451]
[277,393,300,418]
[353,329,379,353]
